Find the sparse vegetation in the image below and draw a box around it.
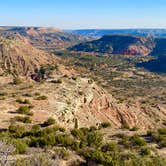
[13,77,22,85]
[16,106,33,116]
[0,121,166,165]
[14,116,32,123]
[16,98,31,104]
[43,117,56,127]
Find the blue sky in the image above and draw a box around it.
[0,0,166,29]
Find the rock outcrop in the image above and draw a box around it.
[44,77,157,129]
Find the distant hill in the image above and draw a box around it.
[0,26,90,51]
[151,38,166,56]
[71,29,166,38]
[137,54,166,73]
[69,34,166,56]
[69,35,157,56]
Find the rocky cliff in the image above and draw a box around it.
[0,37,57,77]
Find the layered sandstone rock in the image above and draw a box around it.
[0,37,57,76]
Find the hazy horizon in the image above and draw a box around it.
[0,0,166,29]
[1,25,166,30]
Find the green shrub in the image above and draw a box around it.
[79,127,89,135]
[130,126,139,131]
[13,77,22,85]
[79,141,88,149]
[31,124,41,131]
[13,139,27,154]
[89,126,98,131]
[71,128,84,140]
[16,98,31,104]
[16,106,33,116]
[100,122,111,128]
[130,135,147,147]
[119,135,130,148]
[158,128,166,135]
[30,134,56,148]
[102,142,118,152]
[147,130,156,136]
[59,127,66,132]
[43,117,56,127]
[14,116,32,123]
[140,147,151,156]
[87,131,103,148]
[43,125,61,134]
[8,124,26,138]
[55,134,76,148]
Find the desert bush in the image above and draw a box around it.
[140,147,151,156]
[43,118,56,127]
[119,136,131,148]
[79,127,89,135]
[55,134,76,149]
[12,139,27,154]
[101,142,118,152]
[89,126,98,131]
[158,128,166,135]
[79,141,88,149]
[130,135,147,147]
[87,131,103,148]
[71,128,84,140]
[8,124,26,138]
[14,116,32,123]
[32,124,41,131]
[100,122,111,128]
[13,77,22,85]
[30,134,56,148]
[130,126,139,131]
[16,98,31,104]
[58,127,65,132]
[16,106,33,116]
[147,130,156,136]
[147,128,166,148]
